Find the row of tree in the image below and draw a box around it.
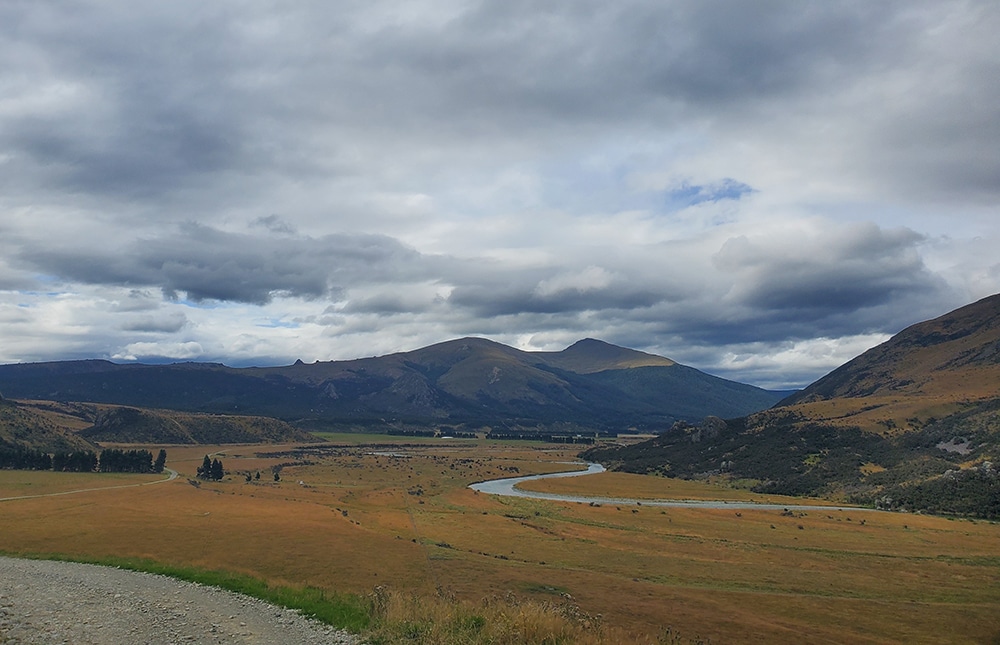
[98,448,167,474]
[54,451,99,472]
[0,446,167,474]
[0,446,56,470]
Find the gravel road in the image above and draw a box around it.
[0,557,360,644]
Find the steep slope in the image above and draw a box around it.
[586,294,1000,517]
[0,338,785,432]
[782,292,1000,405]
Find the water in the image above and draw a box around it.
[469,462,873,512]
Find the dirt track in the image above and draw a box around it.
[0,557,359,644]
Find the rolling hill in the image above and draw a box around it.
[0,338,786,434]
[0,396,318,453]
[585,294,1000,517]
[0,397,96,453]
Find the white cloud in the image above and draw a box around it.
[114,341,204,362]
[534,266,614,298]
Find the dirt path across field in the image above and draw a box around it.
[0,557,359,644]
[0,468,179,503]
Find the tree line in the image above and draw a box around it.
[0,446,167,474]
[98,448,168,473]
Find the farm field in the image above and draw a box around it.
[1,436,999,643]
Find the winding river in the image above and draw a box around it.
[469,462,873,512]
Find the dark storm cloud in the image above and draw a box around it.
[18,223,429,305]
[0,3,247,200]
[351,1,893,132]
[447,282,667,317]
[120,311,189,334]
[0,0,994,230]
[714,225,938,315]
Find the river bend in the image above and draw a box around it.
[470,462,872,512]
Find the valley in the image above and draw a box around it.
[2,436,998,643]
[2,298,1000,642]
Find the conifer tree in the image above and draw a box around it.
[153,449,167,473]
[198,455,212,479]
[210,458,224,481]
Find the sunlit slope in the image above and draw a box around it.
[779,292,1000,433]
[587,294,1000,516]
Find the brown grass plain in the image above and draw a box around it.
[2,437,999,643]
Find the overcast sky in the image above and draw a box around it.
[1,1,998,389]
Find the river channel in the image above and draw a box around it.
[469,462,873,512]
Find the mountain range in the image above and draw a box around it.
[3,293,998,517]
[0,338,787,446]
[585,293,1000,517]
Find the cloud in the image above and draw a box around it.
[714,223,938,313]
[534,266,614,298]
[251,215,298,235]
[120,311,189,334]
[1,1,998,388]
[18,223,427,305]
[113,341,204,362]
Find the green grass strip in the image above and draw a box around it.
[0,551,371,633]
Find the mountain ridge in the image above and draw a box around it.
[781,293,1000,405]
[0,337,785,434]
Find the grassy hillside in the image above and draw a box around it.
[0,398,96,452]
[586,294,1000,517]
[0,397,318,451]
[80,406,319,444]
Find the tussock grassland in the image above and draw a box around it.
[516,470,844,504]
[0,470,163,498]
[1,437,999,643]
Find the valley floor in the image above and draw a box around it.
[2,437,999,643]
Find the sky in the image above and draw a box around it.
[1,1,998,390]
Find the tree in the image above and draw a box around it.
[198,455,212,479]
[210,458,224,481]
[99,448,154,473]
[53,450,97,472]
[273,471,280,482]
[153,449,167,474]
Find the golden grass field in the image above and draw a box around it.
[2,437,999,643]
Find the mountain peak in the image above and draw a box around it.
[541,338,675,374]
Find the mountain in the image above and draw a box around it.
[781,293,1000,407]
[0,338,785,433]
[584,294,1000,518]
